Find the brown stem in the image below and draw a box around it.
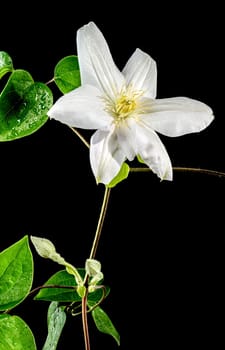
[130,166,225,178]
[29,284,76,296]
[82,291,91,350]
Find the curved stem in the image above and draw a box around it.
[68,126,110,258]
[173,167,225,178]
[130,166,225,178]
[69,127,90,149]
[29,284,76,296]
[68,127,111,258]
[89,186,111,260]
[82,292,90,350]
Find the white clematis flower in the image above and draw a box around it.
[48,21,214,184]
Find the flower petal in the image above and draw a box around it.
[143,97,214,137]
[115,119,137,161]
[135,122,173,180]
[77,21,124,99]
[47,85,111,129]
[90,128,126,185]
[122,48,157,99]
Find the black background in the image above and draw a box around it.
[0,2,224,349]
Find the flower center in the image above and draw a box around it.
[104,86,144,123]
[103,86,145,124]
[114,95,137,118]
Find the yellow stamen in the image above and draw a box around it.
[103,86,144,123]
[113,95,137,118]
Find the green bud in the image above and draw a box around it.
[77,285,86,298]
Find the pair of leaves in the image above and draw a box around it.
[0,52,81,142]
[0,236,36,349]
[0,52,53,141]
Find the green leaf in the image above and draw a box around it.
[92,306,120,346]
[42,302,66,350]
[0,235,33,311]
[34,269,110,306]
[34,269,81,303]
[0,314,36,350]
[0,51,13,79]
[54,55,81,94]
[107,162,130,188]
[0,69,53,141]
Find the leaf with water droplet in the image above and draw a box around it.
[0,69,53,141]
[0,51,13,79]
[0,235,33,311]
[0,314,36,349]
[54,55,81,94]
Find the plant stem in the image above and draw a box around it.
[45,77,55,85]
[69,126,111,350]
[69,126,111,258]
[29,284,76,296]
[89,186,111,260]
[174,167,225,178]
[80,186,111,350]
[82,291,90,350]
[69,127,90,149]
[130,166,225,178]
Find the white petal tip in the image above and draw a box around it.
[159,173,173,182]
